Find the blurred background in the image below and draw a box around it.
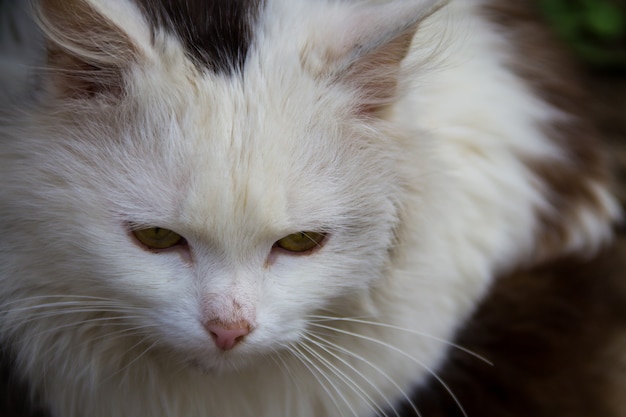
[538,0,626,207]
[539,0,625,71]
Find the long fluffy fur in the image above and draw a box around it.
[0,0,620,416]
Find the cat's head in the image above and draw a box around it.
[0,0,619,377]
[0,0,446,372]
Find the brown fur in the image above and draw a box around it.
[403,237,626,417]
[483,1,616,262]
[397,4,626,415]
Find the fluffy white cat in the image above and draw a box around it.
[0,0,620,416]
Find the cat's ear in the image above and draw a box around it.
[35,0,151,99]
[304,0,444,115]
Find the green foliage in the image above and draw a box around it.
[538,0,626,70]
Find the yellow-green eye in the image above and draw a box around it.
[132,227,184,250]
[274,232,326,253]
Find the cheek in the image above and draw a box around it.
[260,257,371,318]
[91,245,202,328]
[249,259,379,349]
[102,249,193,299]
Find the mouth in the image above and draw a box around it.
[183,344,263,375]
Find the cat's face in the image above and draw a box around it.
[0,0,450,373]
[0,0,487,383]
[9,31,411,372]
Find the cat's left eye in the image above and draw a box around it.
[132,227,185,250]
[274,232,327,253]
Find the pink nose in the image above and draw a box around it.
[204,321,251,351]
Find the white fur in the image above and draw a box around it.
[0,1,619,416]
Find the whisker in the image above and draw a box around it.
[307,315,492,366]
[0,295,134,305]
[0,303,144,316]
[13,315,148,348]
[310,322,468,417]
[9,313,145,329]
[5,308,145,323]
[306,331,420,417]
[300,333,400,417]
[86,323,158,343]
[270,346,306,397]
[38,322,156,363]
[301,335,384,417]
[72,323,162,356]
[287,343,353,417]
[104,338,160,382]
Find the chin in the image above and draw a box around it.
[182,347,265,375]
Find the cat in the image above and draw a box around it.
[0,0,622,416]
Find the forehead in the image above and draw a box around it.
[146,68,340,243]
[122,4,358,241]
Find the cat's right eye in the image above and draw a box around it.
[132,227,185,250]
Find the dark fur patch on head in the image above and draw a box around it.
[134,0,265,74]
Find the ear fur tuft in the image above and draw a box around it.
[34,0,146,98]
[303,0,446,115]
